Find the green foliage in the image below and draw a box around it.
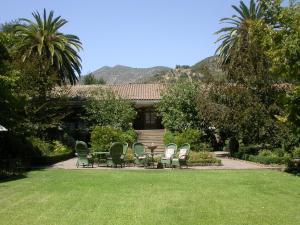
[292,147,300,158]
[248,149,291,165]
[174,129,203,151]
[228,137,239,156]
[28,137,52,156]
[91,126,122,152]
[52,141,71,155]
[124,148,134,163]
[14,9,82,85]
[187,151,221,165]
[90,126,137,152]
[163,129,203,151]
[198,84,284,145]
[83,73,105,85]
[163,131,175,144]
[27,137,71,157]
[215,0,264,65]
[157,81,201,131]
[84,88,136,130]
[119,129,137,146]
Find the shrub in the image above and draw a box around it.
[28,137,52,156]
[286,159,300,175]
[90,126,137,152]
[52,141,71,155]
[163,131,175,145]
[124,148,134,163]
[247,149,291,165]
[164,129,204,151]
[90,126,122,152]
[228,137,239,156]
[187,151,221,165]
[292,147,300,158]
[120,129,137,146]
[234,145,261,159]
[174,128,203,150]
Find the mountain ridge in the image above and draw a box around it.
[86,56,224,84]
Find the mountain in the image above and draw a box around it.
[191,56,225,81]
[86,56,225,84]
[90,65,171,84]
[136,56,226,83]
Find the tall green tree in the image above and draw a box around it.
[157,81,202,131]
[215,0,264,65]
[14,9,82,85]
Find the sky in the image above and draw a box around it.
[0,0,249,74]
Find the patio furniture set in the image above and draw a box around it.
[75,141,190,169]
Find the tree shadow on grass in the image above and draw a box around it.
[0,173,27,183]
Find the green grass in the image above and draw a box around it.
[0,169,299,225]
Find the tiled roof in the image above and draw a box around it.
[109,84,165,100]
[56,84,165,100]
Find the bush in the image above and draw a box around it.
[124,148,134,163]
[286,159,300,175]
[120,129,137,146]
[163,131,175,145]
[292,147,300,158]
[234,145,261,159]
[52,140,72,155]
[174,128,203,150]
[228,137,239,156]
[28,137,52,156]
[164,129,204,151]
[187,151,221,165]
[247,149,291,165]
[91,126,122,152]
[91,126,137,152]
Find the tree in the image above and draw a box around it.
[215,0,264,65]
[14,9,82,85]
[157,81,202,131]
[197,83,288,147]
[83,73,106,85]
[84,88,136,130]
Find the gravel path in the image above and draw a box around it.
[50,157,284,171]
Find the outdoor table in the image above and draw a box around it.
[92,151,110,166]
[146,144,157,168]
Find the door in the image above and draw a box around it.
[144,108,157,129]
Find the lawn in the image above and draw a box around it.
[0,170,299,225]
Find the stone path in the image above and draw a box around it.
[50,157,284,171]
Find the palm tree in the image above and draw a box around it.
[215,0,264,65]
[14,9,82,85]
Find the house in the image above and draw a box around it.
[64,83,165,130]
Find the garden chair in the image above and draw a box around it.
[107,142,124,168]
[161,143,177,168]
[132,142,148,167]
[171,143,190,168]
[75,141,93,168]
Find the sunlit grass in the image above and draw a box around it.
[0,169,299,225]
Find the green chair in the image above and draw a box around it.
[171,143,190,168]
[107,142,124,168]
[161,143,177,168]
[132,142,148,167]
[75,141,93,168]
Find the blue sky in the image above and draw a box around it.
[1,0,249,74]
